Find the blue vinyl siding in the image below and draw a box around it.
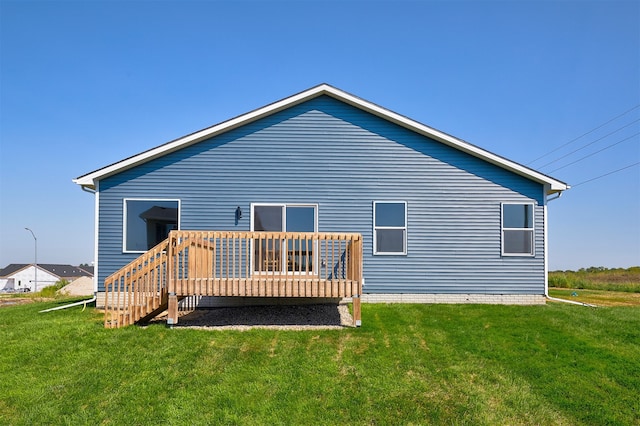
[97,96,545,294]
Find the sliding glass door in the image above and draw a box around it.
[252,204,317,274]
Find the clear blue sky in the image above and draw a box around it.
[1,0,638,271]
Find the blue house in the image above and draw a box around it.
[74,84,568,327]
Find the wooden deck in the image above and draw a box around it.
[104,230,363,328]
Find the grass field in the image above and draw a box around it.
[549,267,640,293]
[1,299,638,425]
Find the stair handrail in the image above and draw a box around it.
[104,238,171,328]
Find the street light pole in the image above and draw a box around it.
[25,228,37,292]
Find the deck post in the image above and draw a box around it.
[167,232,177,327]
[353,294,361,327]
[353,236,363,327]
[167,292,178,328]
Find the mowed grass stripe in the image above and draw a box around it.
[1,301,638,425]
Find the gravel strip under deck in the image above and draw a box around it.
[151,303,354,330]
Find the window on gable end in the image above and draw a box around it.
[501,203,534,256]
[373,201,407,255]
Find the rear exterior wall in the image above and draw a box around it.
[96,96,546,295]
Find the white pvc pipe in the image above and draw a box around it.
[545,294,597,307]
[39,296,97,313]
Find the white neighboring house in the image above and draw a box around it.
[0,264,92,292]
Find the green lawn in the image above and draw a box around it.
[1,300,638,425]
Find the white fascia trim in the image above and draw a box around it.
[73,84,569,193]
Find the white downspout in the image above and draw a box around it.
[544,191,596,307]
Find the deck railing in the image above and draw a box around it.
[104,230,363,328]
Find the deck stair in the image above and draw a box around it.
[103,239,171,328]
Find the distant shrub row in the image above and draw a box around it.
[552,266,640,274]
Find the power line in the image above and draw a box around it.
[527,104,640,166]
[548,132,640,173]
[537,118,640,169]
[572,162,640,188]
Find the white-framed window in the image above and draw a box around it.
[123,199,180,253]
[373,201,407,255]
[501,203,534,256]
[251,203,318,274]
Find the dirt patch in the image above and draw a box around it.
[0,296,56,308]
[0,298,33,308]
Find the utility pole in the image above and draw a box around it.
[25,228,37,292]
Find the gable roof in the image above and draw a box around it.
[73,84,569,194]
[0,264,31,277]
[39,264,93,278]
[0,264,93,279]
